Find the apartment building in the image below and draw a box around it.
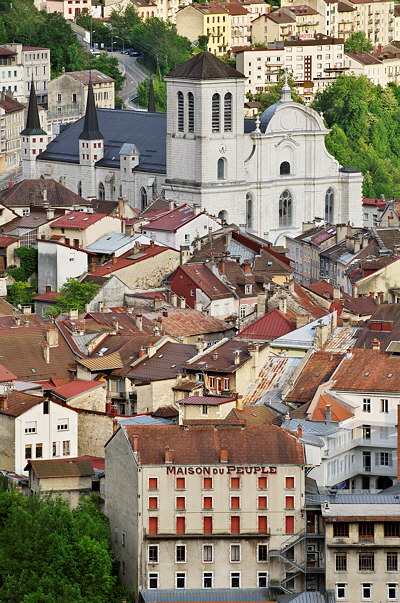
[3,44,50,104]
[105,423,306,595]
[351,0,394,46]
[252,6,323,45]
[34,0,95,20]
[176,4,230,54]
[0,94,25,173]
[0,47,23,101]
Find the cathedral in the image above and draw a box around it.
[21,52,363,243]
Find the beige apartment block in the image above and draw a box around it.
[105,424,306,596]
[351,0,394,46]
[252,6,323,44]
[0,95,25,173]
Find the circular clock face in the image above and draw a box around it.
[218,144,227,154]
[280,110,297,131]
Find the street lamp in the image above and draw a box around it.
[114,35,124,53]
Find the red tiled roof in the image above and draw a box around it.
[332,349,400,393]
[173,264,233,300]
[286,352,344,403]
[27,455,104,478]
[179,395,235,405]
[310,393,353,421]
[304,281,377,316]
[363,197,386,208]
[50,211,114,230]
[122,424,304,465]
[0,96,25,113]
[92,244,173,276]
[292,284,328,319]
[0,47,17,56]
[143,204,198,232]
[236,308,296,340]
[50,379,104,400]
[33,291,61,303]
[1,391,45,417]
[0,236,18,248]
[0,364,17,382]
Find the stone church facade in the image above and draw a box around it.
[22,52,363,243]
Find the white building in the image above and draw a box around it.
[37,240,90,295]
[23,52,363,245]
[2,44,51,104]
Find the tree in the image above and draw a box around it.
[136,76,167,111]
[344,31,372,53]
[109,5,141,41]
[7,281,33,308]
[49,278,99,317]
[88,53,125,92]
[76,11,111,47]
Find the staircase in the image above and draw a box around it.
[269,530,307,594]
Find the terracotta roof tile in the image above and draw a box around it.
[332,349,400,393]
[310,394,353,421]
[1,390,44,417]
[127,342,196,380]
[143,204,197,231]
[51,211,114,230]
[26,456,104,478]
[0,364,17,382]
[0,96,25,113]
[172,264,233,300]
[91,244,172,277]
[0,178,86,208]
[123,424,304,465]
[186,339,266,373]
[50,379,104,400]
[286,352,344,403]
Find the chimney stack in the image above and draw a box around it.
[45,325,58,347]
[257,292,267,319]
[278,296,287,315]
[139,346,147,358]
[234,350,241,365]
[14,316,21,327]
[43,344,50,364]
[0,394,7,411]
[236,394,243,410]
[112,317,119,331]
[212,351,218,360]
[132,435,139,453]
[169,200,175,211]
[113,418,119,434]
[136,314,143,331]
[243,260,252,275]
[179,296,186,309]
[333,285,340,300]
[118,196,125,218]
[372,338,381,351]
[325,404,332,422]
[171,292,178,307]
[165,446,173,463]
[220,445,228,463]
[69,308,79,320]
[297,424,303,439]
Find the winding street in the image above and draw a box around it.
[112,52,150,110]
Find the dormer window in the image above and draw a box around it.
[245,284,252,294]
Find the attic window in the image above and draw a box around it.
[158,354,163,358]
[388,373,393,378]
[99,347,108,354]
[267,262,272,266]
[68,216,76,220]
[83,217,90,221]
[364,372,370,377]
[31,368,36,373]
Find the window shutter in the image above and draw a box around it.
[375,452,379,466]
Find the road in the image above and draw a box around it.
[113,52,149,110]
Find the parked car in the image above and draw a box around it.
[128,50,140,57]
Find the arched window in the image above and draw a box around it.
[212,93,220,132]
[224,92,232,132]
[218,210,229,224]
[98,182,105,200]
[188,92,194,133]
[217,157,226,180]
[280,161,290,175]
[140,187,148,210]
[325,187,334,223]
[77,181,82,197]
[177,91,184,132]
[279,190,292,227]
[246,193,253,230]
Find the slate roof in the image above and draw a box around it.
[166,52,246,80]
[122,423,304,465]
[127,342,196,381]
[285,352,344,404]
[0,178,86,208]
[140,589,277,603]
[50,379,104,400]
[26,456,104,478]
[236,308,296,341]
[354,303,400,351]
[332,348,400,393]
[0,236,18,248]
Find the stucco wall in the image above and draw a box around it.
[63,384,107,412]
[0,414,15,471]
[77,411,113,457]
[112,249,180,288]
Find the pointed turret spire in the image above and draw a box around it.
[279,72,292,103]
[21,77,46,136]
[147,76,156,113]
[79,75,103,140]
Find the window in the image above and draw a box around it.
[387,552,398,572]
[98,182,105,200]
[25,421,37,434]
[176,477,185,489]
[148,573,158,589]
[176,496,185,510]
[203,496,213,509]
[122,532,126,547]
[362,398,371,412]
[203,572,213,588]
[139,187,147,210]
[224,92,232,132]
[212,93,220,132]
[388,583,398,600]
[258,476,267,489]
[148,545,159,563]
[336,583,347,600]
[230,477,240,489]
[176,517,185,535]
[230,496,240,509]
[336,552,347,571]
[57,419,69,431]
[149,477,158,490]
[43,400,49,414]
[72,93,77,103]
[333,523,349,537]
[258,516,268,534]
[176,572,186,589]
[204,516,213,534]
[57,93,62,102]
[385,523,400,537]
[285,516,294,534]
[203,477,213,489]
[230,544,240,562]
[362,425,371,440]
[231,516,240,534]
[178,91,184,132]
[279,190,293,227]
[381,398,389,413]
[257,572,268,587]
[280,161,290,175]
[246,192,253,229]
[188,92,194,133]
[361,583,372,600]
[230,572,241,588]
[203,544,213,562]
[52,441,60,457]
[35,443,43,458]
[149,517,158,535]
[325,187,334,223]
[25,444,32,459]
[217,157,226,180]
[201,405,208,415]
[258,544,268,562]
[359,552,374,571]
[149,497,158,510]
[62,440,70,456]
[176,545,186,563]
[377,452,392,466]
[285,495,295,509]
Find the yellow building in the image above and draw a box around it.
[176,3,230,54]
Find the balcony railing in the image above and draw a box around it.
[145,529,271,539]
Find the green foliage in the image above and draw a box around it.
[197,35,208,51]
[76,11,111,47]
[109,5,141,40]
[49,277,98,317]
[137,76,167,111]
[88,53,124,93]
[344,31,372,53]
[247,75,303,112]
[15,247,38,279]
[6,281,33,308]
[313,74,400,197]
[0,492,127,602]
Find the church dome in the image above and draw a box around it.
[259,79,293,133]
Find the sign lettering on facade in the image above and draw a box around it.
[166,466,277,475]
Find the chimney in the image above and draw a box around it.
[372,338,381,351]
[236,394,243,410]
[46,207,55,220]
[169,200,175,211]
[112,317,119,331]
[212,351,218,360]
[136,314,143,331]
[113,418,119,434]
[153,321,161,336]
[220,445,228,463]
[243,260,252,275]
[118,196,124,218]
[14,316,21,327]
[208,227,213,243]
[147,341,156,357]
[139,346,147,358]
[43,344,50,364]
[180,245,190,264]
[234,349,241,365]
[196,336,205,353]
[8,178,13,189]
[219,258,226,275]
[257,292,267,319]
[112,256,118,264]
[297,423,303,439]
[162,309,168,318]
[278,296,287,315]
[179,296,186,309]
[132,435,139,453]
[43,187,47,202]
[90,261,96,273]
[315,323,329,349]
[195,237,202,251]
[149,239,155,248]
[127,306,133,314]
[325,404,332,422]
[336,223,350,244]
[154,298,163,310]
[195,301,203,312]
[165,446,173,463]
[45,325,58,347]
[345,348,353,359]
[193,204,201,216]
[171,292,178,307]
[223,225,231,248]
[22,306,32,315]
[98,301,105,312]
[345,235,355,253]
[0,394,7,411]
[333,285,340,300]
[248,342,260,379]
[69,308,79,320]
[296,315,309,329]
